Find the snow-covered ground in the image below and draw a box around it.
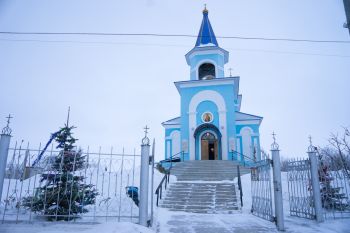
[0,221,153,233]
[1,170,349,233]
[152,172,349,233]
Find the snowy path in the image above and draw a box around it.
[155,208,277,233]
[154,208,350,233]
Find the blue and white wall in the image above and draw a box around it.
[177,79,238,161]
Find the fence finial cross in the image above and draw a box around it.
[6,114,12,126]
[308,135,316,152]
[142,125,150,145]
[271,131,279,150]
[144,125,149,135]
[1,114,13,135]
[308,135,312,146]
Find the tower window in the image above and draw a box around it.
[198,63,215,80]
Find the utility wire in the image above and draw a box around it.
[1,38,349,58]
[0,31,349,44]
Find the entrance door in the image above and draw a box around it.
[201,132,218,160]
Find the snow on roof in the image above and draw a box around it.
[197,43,217,47]
[236,111,263,121]
[162,117,181,125]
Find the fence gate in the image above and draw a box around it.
[286,158,315,219]
[251,159,274,221]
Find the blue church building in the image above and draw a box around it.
[162,8,263,162]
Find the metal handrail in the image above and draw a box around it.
[169,151,184,170]
[158,151,184,171]
[154,151,184,207]
[165,151,185,162]
[237,165,243,207]
[231,150,256,167]
[155,173,169,207]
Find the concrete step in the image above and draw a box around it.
[158,161,245,214]
[170,161,250,182]
[159,181,239,213]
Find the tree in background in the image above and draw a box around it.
[319,127,350,177]
[318,127,350,211]
[22,124,98,221]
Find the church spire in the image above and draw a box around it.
[195,6,218,47]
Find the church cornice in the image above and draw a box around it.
[174,77,239,93]
[185,46,229,65]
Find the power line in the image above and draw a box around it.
[0,31,349,44]
[1,38,349,58]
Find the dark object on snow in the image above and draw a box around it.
[126,186,139,207]
[160,157,181,164]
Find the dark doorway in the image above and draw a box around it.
[208,142,215,160]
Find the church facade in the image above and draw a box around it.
[162,8,263,162]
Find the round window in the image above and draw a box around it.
[202,112,213,123]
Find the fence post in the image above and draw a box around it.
[0,115,12,203]
[139,126,150,227]
[307,137,324,222]
[271,133,285,231]
[150,139,155,227]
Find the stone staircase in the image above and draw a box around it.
[159,160,250,214]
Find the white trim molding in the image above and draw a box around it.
[188,90,228,160]
[175,78,236,93]
[187,49,225,60]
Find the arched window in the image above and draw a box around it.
[240,127,253,159]
[198,63,215,80]
[201,132,216,141]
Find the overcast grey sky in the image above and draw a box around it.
[0,0,349,160]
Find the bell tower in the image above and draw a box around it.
[185,7,229,80]
[162,7,263,162]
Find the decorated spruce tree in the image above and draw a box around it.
[318,160,348,211]
[22,124,98,220]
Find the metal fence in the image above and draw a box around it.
[286,158,315,219]
[286,154,350,221]
[251,159,274,222]
[0,141,141,223]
